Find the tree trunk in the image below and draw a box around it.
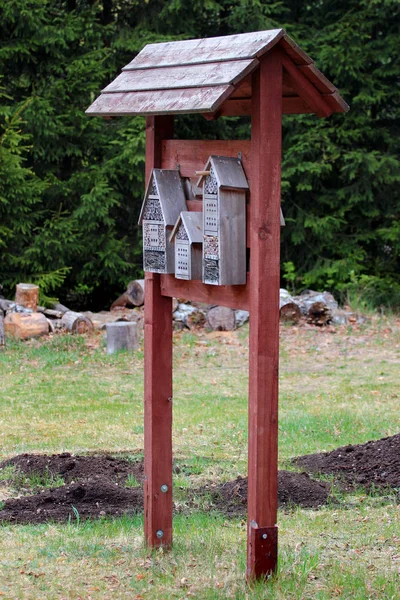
[279,290,301,324]
[206,306,236,331]
[61,311,94,334]
[111,280,145,309]
[4,312,49,339]
[15,283,39,311]
[37,307,64,319]
[106,321,139,354]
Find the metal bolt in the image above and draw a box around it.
[156,530,164,539]
[160,484,168,493]
[262,533,268,539]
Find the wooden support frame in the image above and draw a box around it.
[144,115,174,548]
[246,48,282,580]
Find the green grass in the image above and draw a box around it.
[0,318,399,598]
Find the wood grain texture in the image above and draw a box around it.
[279,50,333,117]
[86,86,233,116]
[160,274,249,310]
[122,30,284,70]
[161,139,251,179]
[104,60,257,93]
[215,96,313,117]
[246,49,282,580]
[144,116,174,549]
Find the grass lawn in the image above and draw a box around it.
[0,316,399,599]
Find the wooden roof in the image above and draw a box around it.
[138,169,186,226]
[86,29,348,119]
[170,211,203,244]
[197,156,249,191]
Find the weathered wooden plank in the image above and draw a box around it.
[279,50,333,118]
[161,139,251,179]
[144,116,174,549]
[104,60,258,93]
[123,30,284,70]
[323,90,350,113]
[86,86,233,116]
[160,274,249,311]
[298,63,336,94]
[246,48,282,580]
[280,35,312,66]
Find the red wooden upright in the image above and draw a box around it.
[247,49,282,579]
[144,115,174,547]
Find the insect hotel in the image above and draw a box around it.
[169,211,203,280]
[197,156,248,286]
[87,28,348,581]
[138,169,187,274]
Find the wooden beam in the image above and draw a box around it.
[208,96,313,118]
[278,50,332,117]
[246,48,281,580]
[144,115,174,549]
[160,274,249,310]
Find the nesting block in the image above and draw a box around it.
[170,211,203,280]
[139,169,187,274]
[197,156,248,286]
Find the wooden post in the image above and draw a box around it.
[144,115,174,548]
[247,49,282,580]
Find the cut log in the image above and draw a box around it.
[15,283,39,311]
[106,321,139,354]
[37,307,64,319]
[0,299,13,314]
[279,301,301,324]
[307,301,331,326]
[4,312,49,340]
[0,313,4,348]
[50,302,70,315]
[61,311,94,334]
[206,306,236,331]
[110,280,145,309]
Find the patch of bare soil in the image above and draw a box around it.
[194,471,331,516]
[0,453,333,524]
[293,433,400,492]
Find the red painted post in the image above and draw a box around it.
[144,115,174,548]
[247,49,282,579]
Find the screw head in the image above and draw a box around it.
[160,484,168,493]
[262,533,268,539]
[156,530,164,539]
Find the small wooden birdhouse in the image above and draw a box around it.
[170,211,203,281]
[139,169,187,274]
[198,155,248,286]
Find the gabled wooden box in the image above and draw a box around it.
[198,156,249,286]
[170,211,203,280]
[139,169,187,274]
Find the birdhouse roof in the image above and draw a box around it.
[86,29,348,119]
[170,211,203,244]
[197,156,249,191]
[138,169,187,226]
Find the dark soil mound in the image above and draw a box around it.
[0,476,143,524]
[195,471,331,516]
[0,453,331,525]
[293,433,400,491]
[0,452,144,485]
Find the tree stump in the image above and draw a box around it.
[106,321,139,354]
[15,283,39,311]
[61,311,94,334]
[4,312,49,339]
[206,306,236,331]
